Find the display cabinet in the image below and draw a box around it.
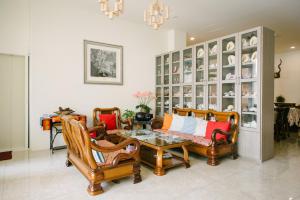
[155,26,274,162]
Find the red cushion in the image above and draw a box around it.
[90,132,97,139]
[205,121,231,140]
[99,114,117,130]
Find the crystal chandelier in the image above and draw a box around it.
[99,0,124,19]
[144,0,169,30]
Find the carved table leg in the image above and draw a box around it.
[182,145,190,168]
[87,182,103,196]
[154,149,165,176]
[133,162,142,184]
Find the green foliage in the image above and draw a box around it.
[276,95,285,103]
[136,104,151,113]
[122,109,135,119]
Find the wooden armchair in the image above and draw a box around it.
[61,116,142,195]
[93,107,133,132]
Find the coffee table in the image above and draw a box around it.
[118,130,191,176]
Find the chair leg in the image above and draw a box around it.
[231,152,238,160]
[207,146,220,166]
[65,159,72,167]
[87,182,103,196]
[133,163,142,184]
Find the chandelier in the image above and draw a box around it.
[144,0,169,30]
[99,0,124,19]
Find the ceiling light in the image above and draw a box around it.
[144,0,169,30]
[190,37,195,41]
[290,46,295,49]
[99,0,123,19]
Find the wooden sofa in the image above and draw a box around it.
[61,115,142,195]
[152,108,239,166]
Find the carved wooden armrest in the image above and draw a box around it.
[120,118,133,130]
[91,138,140,155]
[211,125,237,146]
[151,117,163,130]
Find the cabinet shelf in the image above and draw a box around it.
[242,45,257,51]
[222,96,235,98]
[222,50,235,54]
[242,112,257,115]
[222,64,235,68]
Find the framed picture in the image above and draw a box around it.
[84,40,123,85]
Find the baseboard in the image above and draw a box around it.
[0,151,12,161]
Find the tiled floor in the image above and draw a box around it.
[1,134,300,200]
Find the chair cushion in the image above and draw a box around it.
[193,118,208,137]
[90,132,97,139]
[161,113,173,130]
[169,114,185,131]
[99,114,117,130]
[95,140,127,166]
[205,121,231,140]
[180,116,197,134]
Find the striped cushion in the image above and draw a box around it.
[94,139,127,166]
[91,139,105,163]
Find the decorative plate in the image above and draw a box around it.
[242,54,250,64]
[242,38,249,48]
[227,55,235,65]
[251,51,257,62]
[249,36,258,46]
[210,44,217,55]
[197,48,204,58]
[226,41,235,51]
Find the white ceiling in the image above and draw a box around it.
[117,0,300,53]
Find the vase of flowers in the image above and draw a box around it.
[133,91,156,121]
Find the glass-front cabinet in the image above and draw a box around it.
[171,86,181,111]
[183,85,193,108]
[221,35,238,112]
[163,54,170,85]
[240,29,258,129]
[172,51,181,84]
[182,48,193,84]
[155,87,162,116]
[195,84,205,110]
[207,40,219,110]
[156,56,162,85]
[163,86,170,114]
[195,44,205,83]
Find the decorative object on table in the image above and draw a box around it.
[226,41,235,51]
[133,91,156,121]
[144,0,169,30]
[99,0,124,19]
[274,59,283,79]
[54,107,75,116]
[276,95,285,103]
[84,40,123,85]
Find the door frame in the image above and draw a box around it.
[0,53,29,151]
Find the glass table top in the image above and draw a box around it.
[119,130,189,147]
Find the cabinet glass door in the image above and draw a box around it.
[208,83,217,110]
[183,85,193,108]
[196,84,205,110]
[163,54,170,85]
[183,48,193,83]
[195,44,205,83]
[208,41,219,82]
[163,86,170,113]
[156,56,162,85]
[155,87,162,116]
[221,36,237,112]
[171,86,180,111]
[172,51,181,84]
[240,30,258,129]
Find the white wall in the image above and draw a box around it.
[1,0,168,150]
[274,50,300,104]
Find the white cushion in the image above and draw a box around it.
[169,114,185,131]
[193,118,208,137]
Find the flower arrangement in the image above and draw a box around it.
[133,91,156,113]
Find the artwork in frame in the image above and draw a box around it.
[84,40,123,85]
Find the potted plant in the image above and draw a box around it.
[133,91,156,121]
[276,95,285,103]
[122,109,135,120]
